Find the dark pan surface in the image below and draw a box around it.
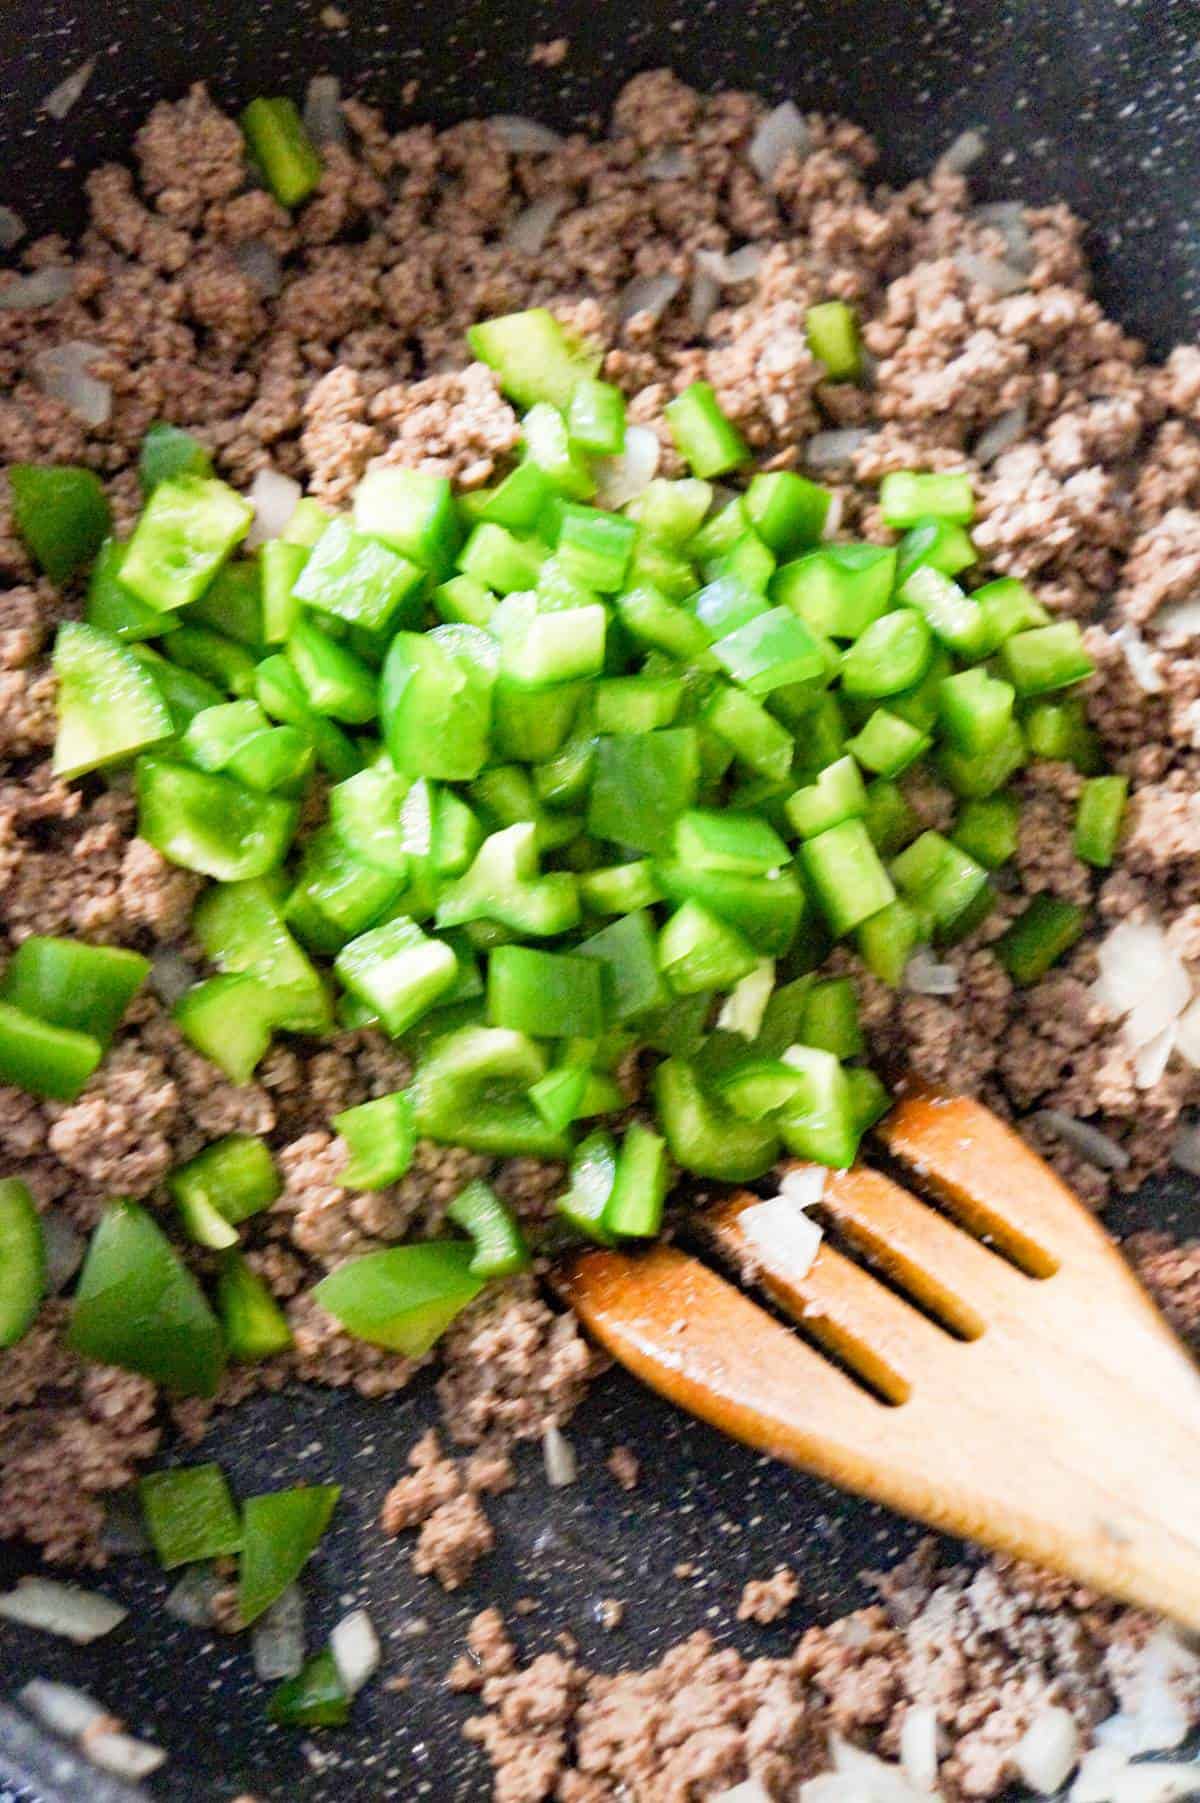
[1,3,1199,1796]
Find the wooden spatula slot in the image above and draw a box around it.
[557,1087,1200,1629]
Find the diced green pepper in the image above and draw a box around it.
[286,828,407,952]
[579,860,662,915]
[937,717,1027,798]
[617,583,713,666]
[499,602,607,686]
[241,96,323,207]
[880,470,974,528]
[674,808,789,875]
[800,818,896,936]
[776,1044,861,1167]
[655,1056,778,1181]
[577,909,668,1020]
[603,1121,670,1237]
[772,544,896,641]
[702,685,793,782]
[628,478,713,547]
[468,309,602,413]
[218,1251,294,1362]
[120,475,253,613]
[840,609,933,700]
[712,605,824,696]
[10,464,111,585]
[52,621,173,779]
[86,539,177,642]
[292,518,425,634]
[898,565,987,658]
[1023,696,1103,773]
[805,300,862,380]
[521,403,595,500]
[470,462,553,532]
[67,1200,226,1397]
[447,1177,530,1277]
[353,466,459,575]
[0,937,147,1047]
[995,893,1086,985]
[334,1092,416,1189]
[0,1000,101,1101]
[173,974,279,1084]
[799,976,863,1058]
[286,616,377,723]
[745,470,831,555]
[587,727,700,856]
[894,516,977,587]
[488,944,608,1037]
[863,777,920,857]
[568,377,627,455]
[664,381,749,478]
[140,1464,242,1570]
[381,627,495,781]
[0,1179,44,1351]
[260,540,308,643]
[187,560,264,648]
[139,423,213,495]
[269,1650,350,1729]
[313,1241,485,1354]
[953,793,1020,869]
[786,755,868,839]
[937,666,1016,757]
[1075,773,1128,868]
[846,708,931,778]
[193,878,331,1033]
[856,896,925,986]
[436,822,580,937]
[655,861,806,956]
[411,1024,566,1158]
[137,755,297,880]
[334,917,458,1037]
[170,1135,280,1241]
[239,1484,341,1626]
[972,577,1049,648]
[999,621,1095,696]
[435,572,496,628]
[890,830,989,935]
[660,899,759,995]
[557,1128,618,1243]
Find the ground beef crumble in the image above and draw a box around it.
[0,68,1199,1802]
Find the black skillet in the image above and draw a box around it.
[1,2,1199,1796]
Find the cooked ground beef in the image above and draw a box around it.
[2,67,1200,1801]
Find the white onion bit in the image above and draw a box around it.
[689,270,721,331]
[251,1582,306,1680]
[779,1165,827,1210]
[502,195,567,256]
[740,1195,823,1282]
[1171,1120,1200,1175]
[32,341,112,427]
[1113,623,1165,694]
[0,205,26,249]
[1014,1707,1082,1795]
[164,1562,224,1628]
[694,244,765,287]
[900,1705,940,1793]
[87,1732,168,1781]
[716,959,776,1039]
[974,201,1035,271]
[643,147,694,181]
[542,1422,578,1487]
[904,948,960,997]
[1033,1109,1130,1173]
[1153,596,1200,645]
[330,1607,382,1696]
[41,1209,86,1291]
[0,1578,127,1643]
[805,427,870,470]
[0,266,73,310]
[973,403,1029,465]
[302,74,347,146]
[232,238,284,298]
[954,250,1030,296]
[749,101,810,183]
[43,58,96,121]
[20,1679,108,1740]
[246,466,301,547]
[593,424,660,509]
[617,272,681,327]
[1133,1026,1176,1091]
[1100,1626,1200,1756]
[150,946,197,1007]
[939,128,987,175]
[711,1782,774,1803]
[488,115,564,154]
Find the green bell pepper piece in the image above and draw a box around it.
[239,1483,341,1626]
[618,584,714,667]
[890,830,989,935]
[776,1044,861,1167]
[136,755,298,880]
[139,1464,242,1570]
[333,1091,416,1189]
[52,621,173,779]
[381,627,495,780]
[217,1251,294,1362]
[655,1056,778,1181]
[972,577,1049,648]
[799,976,863,1058]
[898,565,987,659]
[488,944,608,1037]
[745,470,831,555]
[120,475,253,613]
[241,96,323,207]
[86,538,177,642]
[436,823,580,937]
[552,504,636,592]
[192,878,331,1033]
[447,1177,530,1277]
[603,1121,670,1237]
[567,377,627,455]
[999,621,1095,696]
[712,605,824,696]
[659,899,759,995]
[937,666,1016,757]
[0,1000,101,1101]
[557,1128,618,1243]
[468,309,602,412]
[995,893,1086,985]
[260,539,308,643]
[894,516,977,587]
[627,477,713,547]
[0,936,147,1047]
[334,917,458,1037]
[313,1241,484,1355]
[520,402,595,499]
[846,708,931,778]
[1075,774,1128,868]
[587,727,700,856]
[411,1025,567,1158]
[863,777,921,857]
[173,973,278,1083]
[664,381,749,478]
[840,610,933,700]
[269,1650,350,1729]
[772,544,896,641]
[1023,696,1103,772]
[953,793,1020,870]
[9,463,111,585]
[693,574,769,641]
[186,560,264,648]
[170,1134,280,1234]
[139,423,213,494]
[579,860,662,915]
[703,684,796,783]
[468,462,552,532]
[286,616,378,722]
[67,1199,226,1397]
[880,470,974,528]
[654,861,807,956]
[936,716,1027,798]
[805,300,862,380]
[256,654,363,779]
[800,817,896,937]
[577,909,668,1021]
[786,755,868,840]
[168,623,258,698]
[856,896,926,986]
[0,1179,44,1350]
[131,644,224,731]
[286,828,408,952]
[354,466,459,575]
[292,517,425,634]
[674,808,789,874]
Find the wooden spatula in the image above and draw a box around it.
[554,1085,1200,1630]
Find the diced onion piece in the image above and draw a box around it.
[717,959,775,1039]
[1113,623,1165,694]
[643,148,694,180]
[1121,941,1191,1047]
[164,1563,224,1628]
[330,1607,382,1696]
[712,1783,774,1803]
[150,946,198,1007]
[740,1196,822,1283]
[42,1210,86,1291]
[1107,1765,1200,1803]
[246,466,301,547]
[1032,1110,1130,1173]
[86,1731,167,1781]
[779,1166,827,1210]
[1153,596,1200,645]
[1132,1025,1176,1091]
[251,1582,306,1680]
[617,272,681,326]
[973,404,1028,465]
[594,424,660,508]
[940,128,986,174]
[900,1705,940,1793]
[1014,1707,1081,1795]
[689,271,720,331]
[488,115,564,154]
[503,195,567,256]
[100,1493,151,1556]
[31,341,112,427]
[805,428,870,470]
[1102,1627,1200,1756]
[20,1679,109,1740]
[695,245,765,286]
[821,491,845,541]
[0,205,26,249]
[43,58,95,120]
[1093,921,1182,1020]
[973,201,1035,272]
[542,1422,577,1487]
[232,239,284,298]
[829,1731,939,1803]
[1171,1120,1200,1175]
[303,74,347,146]
[0,1578,127,1643]
[1072,1746,1134,1803]
[904,948,960,996]
[749,101,809,182]
[954,250,1029,296]
[0,266,73,309]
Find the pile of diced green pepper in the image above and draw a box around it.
[5,296,1125,1392]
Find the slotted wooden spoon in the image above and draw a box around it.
[554,1086,1200,1630]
